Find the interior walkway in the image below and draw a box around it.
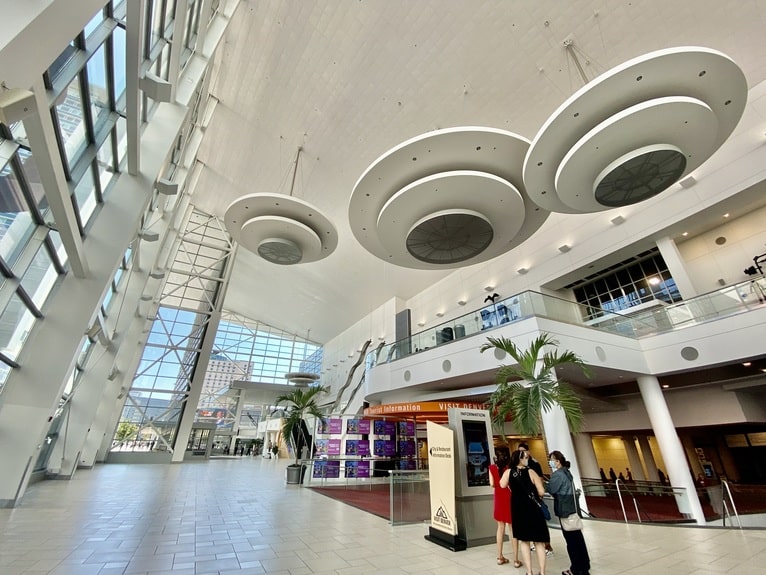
[0,457,764,574]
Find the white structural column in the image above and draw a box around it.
[623,436,646,480]
[656,236,697,299]
[636,375,705,524]
[572,433,599,479]
[26,79,88,278]
[541,403,589,513]
[636,434,660,481]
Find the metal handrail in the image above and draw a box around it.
[614,478,642,523]
[721,479,742,528]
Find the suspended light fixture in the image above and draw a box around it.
[349,127,549,269]
[224,146,338,265]
[523,46,746,213]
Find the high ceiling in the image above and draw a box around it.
[192,1,766,344]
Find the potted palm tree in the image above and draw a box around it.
[480,333,589,436]
[273,385,327,484]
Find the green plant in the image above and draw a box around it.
[273,385,328,466]
[480,333,590,436]
[115,421,138,442]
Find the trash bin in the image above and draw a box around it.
[286,464,307,484]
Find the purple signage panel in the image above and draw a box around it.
[346,440,370,456]
[385,439,397,456]
[345,461,359,477]
[324,460,340,478]
[346,419,360,434]
[399,439,416,455]
[358,419,371,434]
[345,460,371,478]
[373,439,396,457]
[397,421,415,436]
[328,419,342,434]
[327,438,341,455]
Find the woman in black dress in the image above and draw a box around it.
[510,449,550,575]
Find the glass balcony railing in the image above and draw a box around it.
[368,276,766,368]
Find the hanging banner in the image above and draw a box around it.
[426,420,457,537]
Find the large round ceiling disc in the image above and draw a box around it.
[224,193,338,264]
[373,170,525,268]
[523,46,747,214]
[349,127,549,269]
[553,96,717,212]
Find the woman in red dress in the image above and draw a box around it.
[490,449,520,566]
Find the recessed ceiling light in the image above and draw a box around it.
[742,362,751,367]
[610,215,625,225]
[484,285,495,292]
[723,213,730,218]
[435,312,444,317]
[648,277,661,285]
[682,232,689,236]
[517,267,528,275]
[417,321,425,327]
[457,299,467,306]
[662,384,669,389]
[558,244,571,253]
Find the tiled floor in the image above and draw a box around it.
[0,457,764,574]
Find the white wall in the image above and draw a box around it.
[679,204,766,293]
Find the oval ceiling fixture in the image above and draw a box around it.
[349,127,549,269]
[523,46,747,214]
[224,148,338,265]
[284,371,320,386]
[225,194,338,264]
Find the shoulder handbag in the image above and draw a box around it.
[559,470,583,531]
[527,490,551,520]
[560,512,583,531]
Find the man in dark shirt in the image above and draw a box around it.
[518,441,544,475]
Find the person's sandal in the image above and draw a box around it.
[497,557,510,565]
[514,560,523,568]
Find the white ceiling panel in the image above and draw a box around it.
[194,0,766,343]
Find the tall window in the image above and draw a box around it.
[571,250,682,319]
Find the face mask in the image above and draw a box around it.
[549,460,557,469]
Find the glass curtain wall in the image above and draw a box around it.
[0,1,131,390]
[571,250,683,320]
[195,313,323,432]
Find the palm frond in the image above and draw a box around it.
[482,332,589,437]
[273,385,328,464]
